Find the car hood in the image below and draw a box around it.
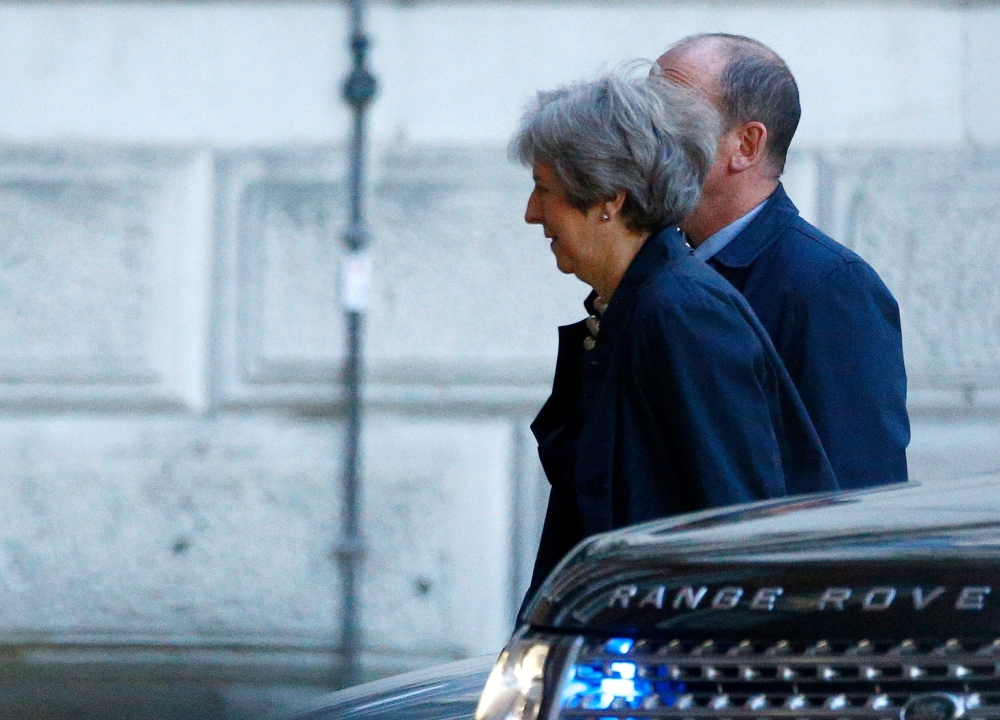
[524,470,1000,639]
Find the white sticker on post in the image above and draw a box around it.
[340,251,372,312]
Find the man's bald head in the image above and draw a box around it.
[657,33,800,172]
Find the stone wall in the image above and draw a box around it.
[0,144,547,667]
[0,0,998,676]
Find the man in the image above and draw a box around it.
[656,34,909,489]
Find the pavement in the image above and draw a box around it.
[0,680,327,720]
[0,670,338,720]
[0,649,383,720]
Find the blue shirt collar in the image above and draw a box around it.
[690,198,768,262]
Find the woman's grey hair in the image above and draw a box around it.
[510,65,720,232]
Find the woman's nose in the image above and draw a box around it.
[524,194,542,224]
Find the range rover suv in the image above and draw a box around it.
[290,470,1000,720]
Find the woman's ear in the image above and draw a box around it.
[600,191,628,222]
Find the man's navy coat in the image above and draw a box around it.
[527,227,838,601]
[707,185,910,490]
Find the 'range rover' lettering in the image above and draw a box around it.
[604,584,994,612]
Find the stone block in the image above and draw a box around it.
[370,4,964,147]
[0,413,516,661]
[0,147,212,411]
[0,3,974,150]
[0,4,350,145]
[780,151,820,227]
[776,6,963,147]
[966,8,1000,145]
[365,144,584,401]
[214,145,585,410]
[360,414,514,657]
[0,416,341,642]
[508,423,549,617]
[213,147,349,408]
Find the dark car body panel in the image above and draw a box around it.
[524,471,1000,638]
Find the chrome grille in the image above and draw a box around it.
[557,637,1000,719]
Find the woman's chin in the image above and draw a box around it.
[552,257,575,276]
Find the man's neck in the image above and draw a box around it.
[682,179,778,246]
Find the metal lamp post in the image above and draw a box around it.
[337,0,376,687]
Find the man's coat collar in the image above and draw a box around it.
[710,182,799,269]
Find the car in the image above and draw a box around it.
[290,470,1000,720]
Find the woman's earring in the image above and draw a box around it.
[602,213,610,221]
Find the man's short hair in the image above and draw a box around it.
[675,33,801,171]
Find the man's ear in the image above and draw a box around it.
[729,121,768,173]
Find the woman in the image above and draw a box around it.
[513,69,838,608]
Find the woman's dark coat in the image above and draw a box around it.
[526,226,839,605]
